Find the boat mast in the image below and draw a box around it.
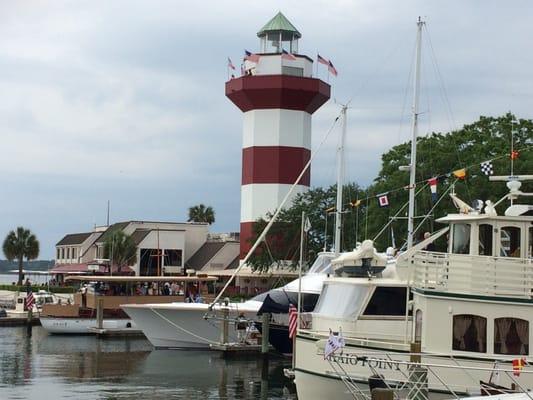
[334,105,347,255]
[406,17,424,249]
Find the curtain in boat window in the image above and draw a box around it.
[314,282,370,319]
[453,314,486,353]
[528,227,533,258]
[494,318,529,355]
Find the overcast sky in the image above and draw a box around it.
[1,1,532,258]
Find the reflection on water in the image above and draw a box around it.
[0,327,296,399]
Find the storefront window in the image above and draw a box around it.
[453,314,486,353]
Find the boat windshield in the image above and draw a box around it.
[314,282,370,319]
[308,253,335,274]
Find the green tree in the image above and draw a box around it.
[103,231,137,273]
[247,113,533,271]
[3,227,40,285]
[187,204,215,224]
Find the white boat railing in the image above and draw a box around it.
[323,351,533,400]
[411,251,533,298]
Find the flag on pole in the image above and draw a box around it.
[453,168,466,179]
[512,358,527,376]
[288,303,298,338]
[244,50,260,63]
[428,177,438,203]
[511,150,520,160]
[377,193,389,207]
[317,54,329,66]
[349,199,361,208]
[304,217,311,233]
[480,160,494,176]
[227,57,236,70]
[281,49,297,61]
[25,289,35,311]
[324,330,345,359]
[328,60,338,77]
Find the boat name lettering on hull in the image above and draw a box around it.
[327,353,402,371]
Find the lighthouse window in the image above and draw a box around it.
[500,226,521,257]
[452,314,486,353]
[282,66,303,77]
[452,224,471,255]
[494,318,529,355]
[478,224,493,256]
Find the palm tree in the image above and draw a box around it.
[3,227,40,285]
[187,204,215,224]
[103,231,137,273]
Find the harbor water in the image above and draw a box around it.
[0,326,296,399]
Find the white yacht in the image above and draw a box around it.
[122,252,335,349]
[294,178,533,399]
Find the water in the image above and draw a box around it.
[0,274,50,286]
[0,326,297,399]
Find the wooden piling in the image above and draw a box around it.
[261,312,270,355]
[96,297,104,329]
[220,307,229,344]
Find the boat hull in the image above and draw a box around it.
[122,302,262,349]
[40,317,138,334]
[294,334,533,400]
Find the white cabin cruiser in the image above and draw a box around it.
[122,252,335,349]
[294,178,533,400]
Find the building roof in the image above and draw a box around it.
[95,222,130,244]
[130,229,151,246]
[56,232,93,246]
[50,263,134,275]
[185,242,226,269]
[257,12,301,38]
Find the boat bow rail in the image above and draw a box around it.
[410,251,533,299]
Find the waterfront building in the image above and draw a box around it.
[225,12,330,258]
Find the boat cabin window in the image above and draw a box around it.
[500,226,521,258]
[362,287,408,316]
[452,314,486,353]
[415,310,423,343]
[452,224,471,254]
[314,282,370,319]
[494,318,529,355]
[478,224,493,256]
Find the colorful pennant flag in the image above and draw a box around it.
[428,177,438,203]
[349,199,361,208]
[227,57,236,70]
[512,358,527,376]
[480,160,494,176]
[453,169,466,179]
[377,193,389,207]
[325,206,336,213]
[304,217,311,233]
[281,49,297,61]
[511,150,520,160]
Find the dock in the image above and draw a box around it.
[210,342,273,356]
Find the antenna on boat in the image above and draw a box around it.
[406,17,424,249]
[334,105,348,255]
[106,200,110,227]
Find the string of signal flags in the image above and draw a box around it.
[324,145,531,213]
[226,51,338,77]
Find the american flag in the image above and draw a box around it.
[317,54,329,66]
[328,60,338,77]
[244,50,260,63]
[288,303,298,339]
[281,49,296,61]
[227,57,236,70]
[25,290,35,311]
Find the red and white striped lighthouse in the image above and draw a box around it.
[226,12,330,258]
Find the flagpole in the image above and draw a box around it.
[295,210,305,370]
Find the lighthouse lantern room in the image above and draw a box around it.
[226,12,331,258]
